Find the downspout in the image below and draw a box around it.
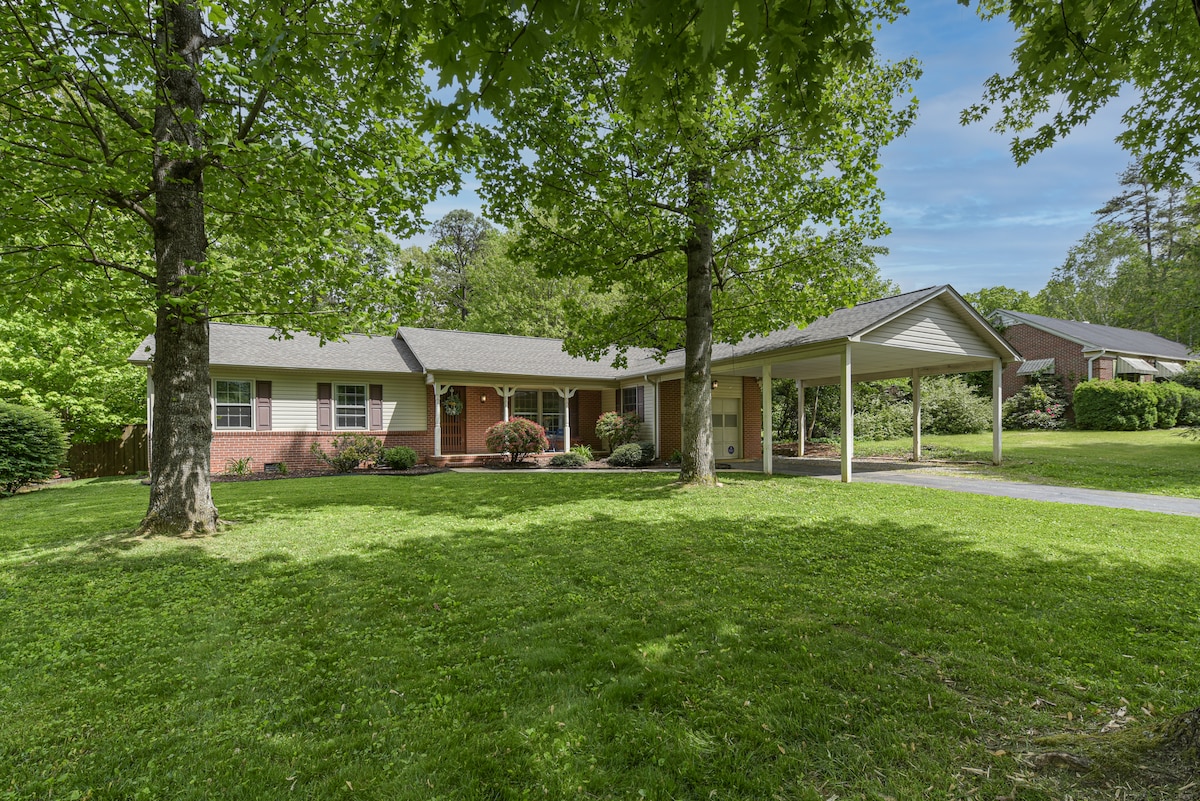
[1087,350,1108,381]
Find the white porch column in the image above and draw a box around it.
[762,365,773,475]
[797,379,805,457]
[493,386,518,422]
[432,381,446,458]
[912,370,922,462]
[992,358,1003,465]
[840,343,854,483]
[557,387,577,452]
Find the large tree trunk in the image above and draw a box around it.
[138,0,219,536]
[678,167,716,486]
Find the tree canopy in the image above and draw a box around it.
[0,0,453,533]
[966,0,1200,187]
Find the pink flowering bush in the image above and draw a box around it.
[595,411,641,447]
[485,417,549,464]
[1002,383,1067,430]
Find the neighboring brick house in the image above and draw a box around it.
[130,285,1021,481]
[991,310,1196,400]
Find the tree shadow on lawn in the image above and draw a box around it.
[5,497,1200,799]
[211,471,706,527]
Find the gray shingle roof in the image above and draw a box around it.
[995,311,1194,360]
[397,327,648,380]
[129,323,423,373]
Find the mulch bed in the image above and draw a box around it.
[212,465,447,482]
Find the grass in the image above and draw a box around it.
[3,473,1200,799]
[851,429,1200,498]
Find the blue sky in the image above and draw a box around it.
[411,2,1134,296]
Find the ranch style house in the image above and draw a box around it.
[130,285,1023,482]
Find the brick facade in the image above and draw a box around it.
[658,379,682,458]
[1000,324,1096,400]
[742,376,763,459]
[208,385,609,474]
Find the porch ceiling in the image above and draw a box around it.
[715,341,1001,386]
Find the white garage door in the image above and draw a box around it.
[712,397,741,459]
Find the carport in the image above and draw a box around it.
[703,285,1024,482]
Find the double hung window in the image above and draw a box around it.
[336,384,367,429]
[215,380,252,429]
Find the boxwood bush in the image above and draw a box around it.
[548,451,587,468]
[1073,380,1158,430]
[608,442,654,467]
[0,402,68,495]
[380,446,418,470]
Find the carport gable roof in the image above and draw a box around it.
[638,285,1019,376]
[992,310,1194,361]
[129,323,424,373]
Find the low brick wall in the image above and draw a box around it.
[211,430,434,474]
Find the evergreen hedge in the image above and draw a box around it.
[0,402,68,495]
[1073,381,1158,430]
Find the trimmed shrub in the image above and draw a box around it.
[0,402,68,495]
[381,446,418,470]
[1179,387,1200,427]
[1175,362,1200,391]
[548,451,587,468]
[485,417,548,464]
[1073,380,1158,430]
[1002,383,1068,430]
[595,411,641,447]
[1148,382,1184,428]
[608,442,651,467]
[921,375,992,435]
[569,444,594,461]
[310,433,383,472]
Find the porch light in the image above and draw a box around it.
[481,394,487,403]
[711,380,718,389]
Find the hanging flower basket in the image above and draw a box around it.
[442,393,464,417]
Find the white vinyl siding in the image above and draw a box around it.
[862,298,993,356]
[208,368,427,431]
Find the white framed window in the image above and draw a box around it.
[336,384,367,429]
[214,379,253,429]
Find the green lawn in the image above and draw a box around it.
[853,429,1200,498]
[3,473,1200,799]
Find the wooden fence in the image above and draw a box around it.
[68,424,149,478]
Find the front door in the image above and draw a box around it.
[712,397,741,459]
[440,386,466,454]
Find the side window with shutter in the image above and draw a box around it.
[317,383,332,431]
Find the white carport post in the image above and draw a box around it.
[796,379,805,457]
[494,386,517,421]
[762,365,773,475]
[557,387,577,452]
[911,370,922,462]
[840,343,854,483]
[992,358,1003,465]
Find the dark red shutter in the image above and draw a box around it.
[256,381,272,430]
[369,384,383,430]
[636,385,645,419]
[317,383,332,431]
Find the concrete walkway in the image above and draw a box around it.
[729,457,1200,518]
